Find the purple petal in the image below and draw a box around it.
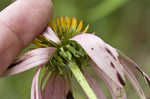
[43,27,60,44]
[119,51,150,88]
[90,61,127,99]
[120,59,146,99]
[1,48,56,76]
[71,34,125,87]
[83,70,107,99]
[43,73,70,99]
[31,67,42,99]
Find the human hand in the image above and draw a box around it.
[0,0,53,74]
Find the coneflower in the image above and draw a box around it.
[1,16,150,99]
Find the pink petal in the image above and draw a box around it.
[71,34,125,87]
[43,27,60,44]
[120,59,146,99]
[39,69,52,98]
[31,67,42,99]
[119,51,150,88]
[43,73,70,99]
[90,61,127,99]
[83,70,107,99]
[1,48,56,76]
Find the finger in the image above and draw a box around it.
[0,0,53,73]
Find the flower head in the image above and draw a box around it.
[1,16,150,99]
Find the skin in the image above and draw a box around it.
[0,0,53,74]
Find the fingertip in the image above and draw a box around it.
[0,0,53,46]
[0,0,53,73]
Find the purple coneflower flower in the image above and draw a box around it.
[1,16,150,99]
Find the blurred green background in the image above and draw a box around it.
[0,0,150,99]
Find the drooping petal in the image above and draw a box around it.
[43,27,61,44]
[83,70,107,99]
[31,67,42,99]
[71,34,125,87]
[119,59,146,99]
[90,61,127,99]
[39,69,52,98]
[1,48,56,76]
[42,73,70,99]
[118,51,150,88]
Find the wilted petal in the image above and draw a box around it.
[1,48,55,76]
[43,27,60,44]
[71,34,125,87]
[43,73,70,99]
[120,59,146,99]
[31,67,42,99]
[119,51,150,88]
[39,92,42,99]
[90,61,127,99]
[83,70,107,99]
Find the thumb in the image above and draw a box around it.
[0,0,53,73]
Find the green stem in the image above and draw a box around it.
[68,61,97,99]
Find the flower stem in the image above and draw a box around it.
[68,61,97,99]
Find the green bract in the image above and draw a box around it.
[49,41,89,75]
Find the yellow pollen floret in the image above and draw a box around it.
[82,24,89,33]
[33,40,48,48]
[33,16,90,47]
[60,16,65,31]
[71,17,77,31]
[49,16,89,40]
[50,21,57,33]
[56,17,62,33]
[65,16,71,30]
[77,20,83,32]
